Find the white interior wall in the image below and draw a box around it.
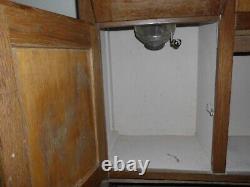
[101,31,119,153]
[11,0,77,18]
[229,56,250,136]
[227,136,250,172]
[103,27,199,136]
[101,25,218,170]
[196,23,218,153]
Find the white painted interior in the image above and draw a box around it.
[106,27,199,136]
[229,56,250,136]
[226,136,250,172]
[101,23,219,171]
[226,56,250,172]
[11,0,77,18]
[101,31,119,152]
[110,135,211,171]
[196,23,218,155]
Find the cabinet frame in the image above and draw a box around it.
[79,0,250,183]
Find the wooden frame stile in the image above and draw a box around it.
[78,0,109,186]
[0,4,31,187]
[212,0,236,174]
[79,26,109,186]
[79,27,109,187]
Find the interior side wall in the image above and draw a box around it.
[102,27,199,136]
[196,23,218,153]
[229,56,250,136]
[101,31,119,153]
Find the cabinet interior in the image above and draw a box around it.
[101,23,219,171]
[226,55,250,173]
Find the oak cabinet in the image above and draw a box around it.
[0,0,249,186]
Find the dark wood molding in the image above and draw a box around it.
[77,0,96,24]
[234,35,250,53]
[234,12,250,53]
[92,0,222,23]
[236,12,250,30]
[81,166,105,187]
[98,16,219,29]
[109,170,250,184]
[212,0,236,173]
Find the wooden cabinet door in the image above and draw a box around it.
[0,1,107,187]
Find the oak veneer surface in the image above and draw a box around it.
[235,12,250,53]
[13,48,98,187]
[78,0,95,23]
[0,5,31,187]
[234,34,250,52]
[92,0,222,23]
[236,0,250,12]
[2,1,90,49]
[236,12,250,30]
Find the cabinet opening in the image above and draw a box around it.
[227,55,250,173]
[100,23,218,171]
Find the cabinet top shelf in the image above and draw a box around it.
[92,0,223,24]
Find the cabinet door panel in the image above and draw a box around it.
[14,48,97,187]
[0,1,106,186]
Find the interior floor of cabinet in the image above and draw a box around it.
[109,135,211,171]
[226,136,250,173]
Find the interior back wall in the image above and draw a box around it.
[102,27,199,136]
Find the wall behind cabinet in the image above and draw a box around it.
[12,0,77,18]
